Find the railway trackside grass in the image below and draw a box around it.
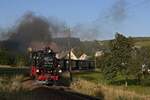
[72,70,108,84]
[72,71,150,96]
[71,79,150,100]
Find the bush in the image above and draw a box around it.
[0,75,24,92]
[0,49,10,65]
[0,48,29,66]
[70,79,104,99]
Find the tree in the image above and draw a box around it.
[135,47,150,80]
[0,49,9,64]
[102,33,134,86]
[101,54,118,82]
[0,48,15,65]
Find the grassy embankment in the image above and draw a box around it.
[0,75,30,100]
[0,66,150,99]
[71,71,150,100]
[0,66,29,76]
[0,66,29,100]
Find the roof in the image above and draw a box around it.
[79,53,89,60]
[56,50,78,60]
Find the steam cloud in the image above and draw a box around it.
[110,0,127,23]
[72,0,128,40]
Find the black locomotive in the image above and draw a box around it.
[30,47,62,84]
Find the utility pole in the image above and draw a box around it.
[95,56,96,70]
[66,27,72,81]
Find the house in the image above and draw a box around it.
[79,53,89,60]
[56,50,78,60]
[95,50,104,57]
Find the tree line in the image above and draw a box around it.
[97,33,150,86]
[0,48,29,66]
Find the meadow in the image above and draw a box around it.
[0,66,29,76]
[71,71,150,100]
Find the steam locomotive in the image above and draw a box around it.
[30,47,62,84]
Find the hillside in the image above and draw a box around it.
[132,37,150,47]
[1,36,150,55]
[100,37,150,48]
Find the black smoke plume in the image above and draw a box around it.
[2,12,65,53]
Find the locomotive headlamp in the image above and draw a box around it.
[36,69,39,73]
[58,69,62,73]
[48,50,51,53]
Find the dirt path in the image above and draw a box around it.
[20,79,100,100]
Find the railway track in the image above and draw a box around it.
[21,79,101,100]
[0,67,101,100]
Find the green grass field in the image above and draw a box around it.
[135,41,150,47]
[72,71,150,95]
[0,66,29,76]
[73,71,108,84]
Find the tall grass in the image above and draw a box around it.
[70,79,150,100]
[0,75,26,100]
[0,75,24,91]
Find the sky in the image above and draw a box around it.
[0,0,150,40]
